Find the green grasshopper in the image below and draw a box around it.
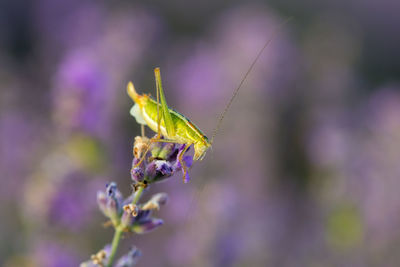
[127,68,210,180]
[127,18,290,182]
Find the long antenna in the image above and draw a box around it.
[210,17,292,145]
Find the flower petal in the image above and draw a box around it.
[132,218,163,234]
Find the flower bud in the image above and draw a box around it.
[142,193,168,210]
[96,190,118,219]
[81,244,110,267]
[156,160,173,176]
[144,161,156,178]
[106,196,119,219]
[106,182,117,197]
[97,191,108,216]
[135,209,151,222]
[132,218,163,234]
[97,183,123,220]
[121,204,138,228]
[115,246,141,267]
[131,167,144,183]
[145,160,173,182]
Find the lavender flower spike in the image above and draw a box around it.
[88,133,194,266]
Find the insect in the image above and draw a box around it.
[127,18,290,182]
[127,68,210,179]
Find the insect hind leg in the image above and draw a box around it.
[178,143,192,183]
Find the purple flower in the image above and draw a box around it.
[121,205,138,228]
[120,193,167,233]
[132,218,164,234]
[82,244,141,267]
[96,179,168,237]
[156,160,174,176]
[144,157,178,182]
[97,182,124,221]
[142,193,169,210]
[134,209,152,223]
[131,167,145,183]
[115,247,142,267]
[131,136,194,186]
[173,144,193,183]
[81,244,111,267]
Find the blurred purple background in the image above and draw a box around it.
[1,0,400,266]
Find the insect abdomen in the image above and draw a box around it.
[142,97,208,144]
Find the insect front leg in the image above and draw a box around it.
[141,124,145,137]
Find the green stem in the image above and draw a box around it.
[106,186,145,267]
[132,186,144,205]
[106,227,123,267]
